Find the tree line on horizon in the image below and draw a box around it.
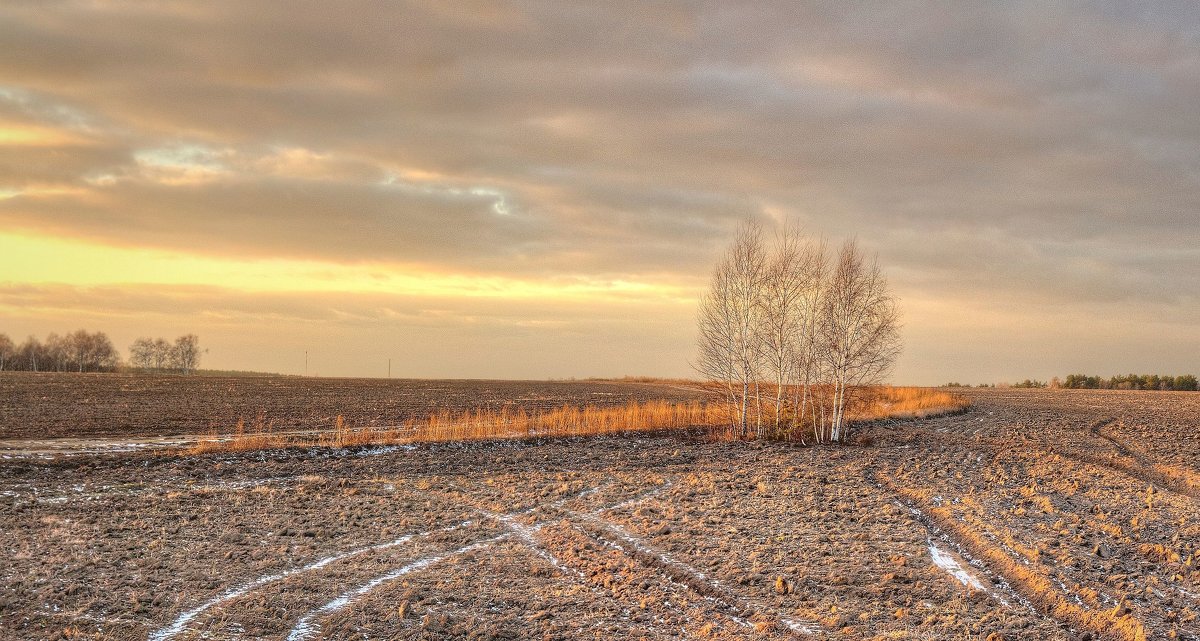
[695,221,901,444]
[0,331,202,374]
[945,374,1198,391]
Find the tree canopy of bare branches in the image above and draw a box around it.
[0,330,202,374]
[0,330,120,372]
[695,221,902,443]
[129,334,203,374]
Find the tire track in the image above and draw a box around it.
[564,501,820,636]
[147,519,475,641]
[1042,418,1200,501]
[284,534,508,641]
[251,478,767,640]
[241,485,621,640]
[871,467,1151,641]
[150,485,602,640]
[869,471,1036,615]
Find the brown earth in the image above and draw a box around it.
[1,387,1198,640]
[0,373,707,440]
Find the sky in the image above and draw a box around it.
[1,1,1198,384]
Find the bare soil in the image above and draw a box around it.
[0,373,707,440]
[1,387,1198,640]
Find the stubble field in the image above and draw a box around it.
[1,380,1198,641]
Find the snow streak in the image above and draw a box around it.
[284,535,507,641]
[148,521,471,641]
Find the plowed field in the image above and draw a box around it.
[1,387,1197,640]
[0,374,706,440]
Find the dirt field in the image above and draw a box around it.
[0,374,707,440]
[2,388,1198,640]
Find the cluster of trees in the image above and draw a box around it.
[0,331,203,374]
[128,335,202,374]
[1060,373,1198,391]
[696,222,901,444]
[0,331,120,372]
[999,375,1199,391]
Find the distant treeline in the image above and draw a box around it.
[946,375,1198,391]
[0,330,120,372]
[1058,373,1198,391]
[128,335,202,375]
[0,331,202,374]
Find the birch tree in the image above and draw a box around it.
[152,338,171,371]
[0,334,11,371]
[172,334,201,375]
[818,240,901,442]
[759,224,828,438]
[129,338,155,370]
[694,221,768,437]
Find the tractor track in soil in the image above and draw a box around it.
[7,387,1198,640]
[1040,418,1200,502]
[870,468,1152,641]
[151,480,815,641]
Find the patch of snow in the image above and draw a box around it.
[928,540,986,592]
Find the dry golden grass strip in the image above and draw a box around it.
[185,387,969,455]
[850,386,971,421]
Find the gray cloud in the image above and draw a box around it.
[1,1,1198,380]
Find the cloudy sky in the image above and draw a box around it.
[1,1,1197,383]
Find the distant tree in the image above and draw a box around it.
[61,330,119,372]
[1058,373,1195,391]
[695,223,903,444]
[68,330,90,372]
[15,336,45,372]
[44,333,69,372]
[90,331,120,372]
[172,334,201,375]
[758,223,828,438]
[129,337,154,370]
[0,333,11,371]
[152,338,171,371]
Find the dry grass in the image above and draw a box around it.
[849,386,971,422]
[185,386,968,454]
[186,400,731,454]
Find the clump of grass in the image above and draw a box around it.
[849,386,971,422]
[186,412,286,454]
